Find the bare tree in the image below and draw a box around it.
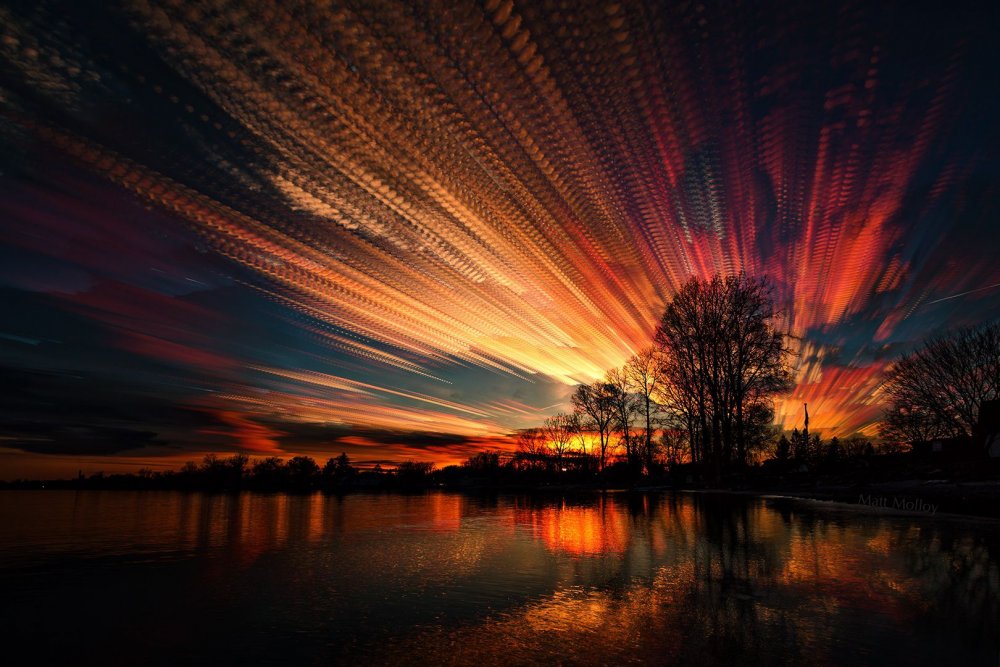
[656,360,704,464]
[840,435,872,458]
[572,381,617,471]
[744,400,781,462]
[569,412,590,456]
[654,274,792,474]
[542,413,577,461]
[606,367,639,469]
[880,322,1000,442]
[515,427,547,472]
[626,347,663,472]
[659,428,687,468]
[880,402,951,443]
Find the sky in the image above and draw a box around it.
[0,0,997,478]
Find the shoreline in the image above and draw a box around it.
[683,481,1000,521]
[683,488,1000,523]
[4,479,999,521]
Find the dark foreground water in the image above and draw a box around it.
[1,491,998,666]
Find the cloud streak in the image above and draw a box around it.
[0,1,996,473]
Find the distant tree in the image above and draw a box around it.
[200,453,222,478]
[605,368,640,470]
[322,453,355,487]
[881,322,1000,442]
[774,434,791,461]
[569,413,590,456]
[841,435,871,458]
[572,381,618,471]
[826,437,841,463]
[464,450,502,474]
[659,428,687,468]
[322,457,338,479]
[788,429,823,463]
[877,439,906,455]
[516,428,544,453]
[251,456,286,488]
[656,362,704,463]
[227,452,249,479]
[515,427,548,472]
[396,461,434,486]
[790,428,808,461]
[542,413,578,461]
[322,452,357,480]
[199,453,246,488]
[284,456,319,488]
[625,347,664,472]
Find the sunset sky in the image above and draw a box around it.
[0,0,996,477]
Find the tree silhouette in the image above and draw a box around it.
[774,434,791,461]
[322,452,356,487]
[572,381,617,472]
[606,367,640,471]
[514,427,551,473]
[653,274,792,475]
[542,413,578,462]
[251,456,286,488]
[464,450,502,475]
[396,461,434,486]
[625,347,664,472]
[880,322,1000,443]
[285,456,320,489]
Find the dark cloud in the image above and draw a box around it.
[266,421,491,452]
[2,422,161,456]
[0,364,225,455]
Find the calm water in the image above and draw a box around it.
[1,491,998,666]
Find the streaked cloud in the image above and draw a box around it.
[0,1,995,474]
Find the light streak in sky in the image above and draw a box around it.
[0,1,995,470]
[924,283,1000,306]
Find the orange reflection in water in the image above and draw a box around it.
[4,491,998,666]
[373,496,998,666]
[428,492,463,533]
[778,523,928,624]
[514,497,630,557]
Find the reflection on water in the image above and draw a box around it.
[515,496,631,557]
[1,491,998,665]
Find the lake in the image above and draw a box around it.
[1,490,998,665]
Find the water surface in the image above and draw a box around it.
[1,490,998,665]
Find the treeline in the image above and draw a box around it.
[504,279,999,482]
[447,428,905,489]
[2,453,437,492]
[515,274,792,480]
[768,430,910,465]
